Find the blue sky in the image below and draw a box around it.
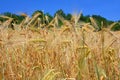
[0,0,120,21]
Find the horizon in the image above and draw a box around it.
[0,0,120,21]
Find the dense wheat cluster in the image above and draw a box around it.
[0,12,120,80]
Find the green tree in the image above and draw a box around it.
[0,16,7,22]
[1,12,24,24]
[32,10,45,24]
[111,23,120,31]
[66,13,72,20]
[32,10,43,17]
[54,9,66,18]
[92,15,108,28]
[44,13,53,24]
[118,20,120,22]
[80,14,90,22]
[54,9,66,27]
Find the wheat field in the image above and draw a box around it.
[0,13,120,80]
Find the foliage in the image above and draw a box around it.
[1,12,24,24]
[66,13,72,20]
[80,14,90,23]
[0,9,120,31]
[45,13,53,24]
[111,23,120,31]
[54,9,66,18]
[92,15,108,27]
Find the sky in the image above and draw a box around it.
[0,0,120,21]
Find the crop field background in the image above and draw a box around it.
[0,12,120,80]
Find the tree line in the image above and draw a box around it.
[0,9,120,31]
